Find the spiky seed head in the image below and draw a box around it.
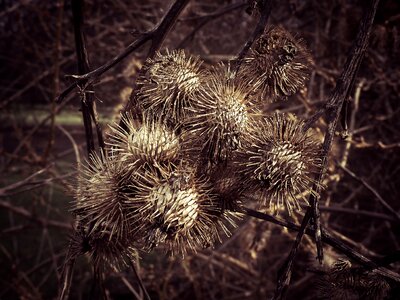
[134,165,226,256]
[149,182,199,232]
[238,113,321,215]
[207,167,243,232]
[108,113,181,168]
[186,64,259,163]
[240,26,313,100]
[206,163,244,212]
[72,153,139,269]
[315,259,390,300]
[137,49,205,125]
[70,225,138,271]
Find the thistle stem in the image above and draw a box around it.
[129,259,152,300]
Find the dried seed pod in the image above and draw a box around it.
[72,153,139,269]
[315,259,390,300]
[208,169,243,232]
[108,113,181,168]
[186,64,259,163]
[134,165,228,256]
[238,113,321,214]
[205,162,244,212]
[137,49,205,125]
[240,26,313,100]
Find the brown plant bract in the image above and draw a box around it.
[134,165,228,256]
[137,49,205,126]
[238,113,321,215]
[186,64,259,163]
[315,259,390,300]
[72,153,140,269]
[240,26,313,101]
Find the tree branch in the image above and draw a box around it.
[72,0,96,154]
[56,0,190,104]
[274,0,381,298]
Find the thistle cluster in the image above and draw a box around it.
[72,26,321,267]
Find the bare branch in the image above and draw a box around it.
[274,0,381,298]
[56,0,191,104]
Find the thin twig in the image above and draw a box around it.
[129,259,152,300]
[273,209,312,300]
[318,204,398,222]
[339,79,364,167]
[0,165,50,196]
[274,0,381,298]
[110,264,143,300]
[72,0,97,154]
[44,0,64,160]
[178,2,246,49]
[0,200,72,230]
[337,162,400,221]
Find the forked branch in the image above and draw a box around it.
[57,0,190,104]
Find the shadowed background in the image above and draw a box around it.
[1,0,400,299]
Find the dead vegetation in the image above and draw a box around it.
[1,0,400,299]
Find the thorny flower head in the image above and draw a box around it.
[108,113,181,169]
[240,26,313,101]
[137,49,205,126]
[238,113,321,214]
[134,165,230,256]
[186,64,259,163]
[72,153,140,269]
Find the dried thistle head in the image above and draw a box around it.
[108,113,181,168]
[70,224,138,272]
[137,49,205,125]
[72,153,139,269]
[134,164,228,256]
[205,162,244,212]
[315,259,390,300]
[186,64,259,163]
[207,167,243,233]
[240,26,313,101]
[238,113,321,214]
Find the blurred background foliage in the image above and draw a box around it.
[1,0,400,299]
